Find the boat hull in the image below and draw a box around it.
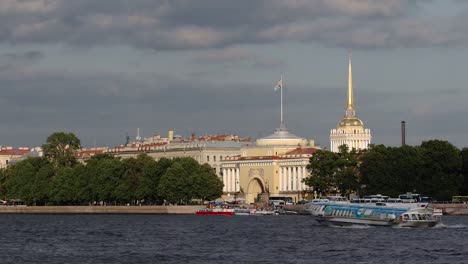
[316,216,393,226]
[395,220,438,228]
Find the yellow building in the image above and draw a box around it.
[221,74,320,204]
[330,51,371,152]
[221,136,317,204]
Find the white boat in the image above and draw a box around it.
[250,209,280,216]
[307,200,440,227]
[234,208,251,216]
[394,207,441,227]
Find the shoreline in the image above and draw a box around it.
[0,205,204,214]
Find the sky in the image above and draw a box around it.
[1,0,468,149]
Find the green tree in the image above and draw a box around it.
[49,166,77,204]
[305,145,361,196]
[192,164,223,201]
[3,157,53,205]
[85,154,123,204]
[305,149,339,195]
[461,148,468,195]
[158,162,192,204]
[360,144,424,197]
[42,132,81,168]
[114,156,145,204]
[419,140,462,200]
[73,164,94,204]
[138,156,170,204]
[334,145,361,196]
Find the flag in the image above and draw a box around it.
[274,76,282,91]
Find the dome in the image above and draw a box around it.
[337,117,364,128]
[256,128,307,147]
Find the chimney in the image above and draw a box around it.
[401,121,406,146]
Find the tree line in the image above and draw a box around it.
[0,132,223,205]
[306,140,468,201]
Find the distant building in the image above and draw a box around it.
[221,127,319,204]
[102,131,251,178]
[0,147,35,168]
[330,52,371,152]
[77,147,108,161]
[220,74,320,204]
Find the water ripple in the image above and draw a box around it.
[0,214,467,263]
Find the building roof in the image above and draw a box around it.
[337,117,364,128]
[0,148,30,156]
[256,128,307,147]
[285,147,318,155]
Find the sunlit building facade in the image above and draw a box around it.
[330,52,371,152]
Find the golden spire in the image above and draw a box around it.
[345,49,356,118]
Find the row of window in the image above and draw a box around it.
[206,155,223,162]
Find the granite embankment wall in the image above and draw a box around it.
[433,203,468,215]
[0,205,204,214]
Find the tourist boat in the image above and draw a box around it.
[394,207,442,227]
[307,200,441,227]
[195,208,235,216]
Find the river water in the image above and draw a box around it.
[1,214,467,264]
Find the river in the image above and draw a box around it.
[1,214,467,263]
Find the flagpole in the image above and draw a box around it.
[280,75,284,130]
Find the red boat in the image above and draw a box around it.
[196,208,235,216]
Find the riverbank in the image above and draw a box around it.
[433,203,468,215]
[0,205,204,214]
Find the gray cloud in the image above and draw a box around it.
[1,63,467,148]
[190,47,286,69]
[0,0,466,50]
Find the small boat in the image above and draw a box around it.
[196,208,235,216]
[250,209,280,216]
[234,208,251,216]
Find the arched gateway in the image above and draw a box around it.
[246,177,265,204]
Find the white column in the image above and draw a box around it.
[298,166,303,191]
[279,167,283,191]
[302,166,307,190]
[227,168,232,192]
[236,168,240,192]
[223,168,227,192]
[287,167,292,191]
[292,166,297,191]
[282,167,287,192]
[231,168,235,193]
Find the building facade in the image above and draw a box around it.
[330,52,371,152]
[220,127,319,204]
[97,132,250,178]
[0,147,33,168]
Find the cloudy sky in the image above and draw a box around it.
[1,0,468,149]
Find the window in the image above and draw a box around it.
[214,156,216,162]
[207,156,210,162]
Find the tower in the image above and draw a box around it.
[330,51,371,152]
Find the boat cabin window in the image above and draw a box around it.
[403,214,410,221]
[411,214,418,220]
